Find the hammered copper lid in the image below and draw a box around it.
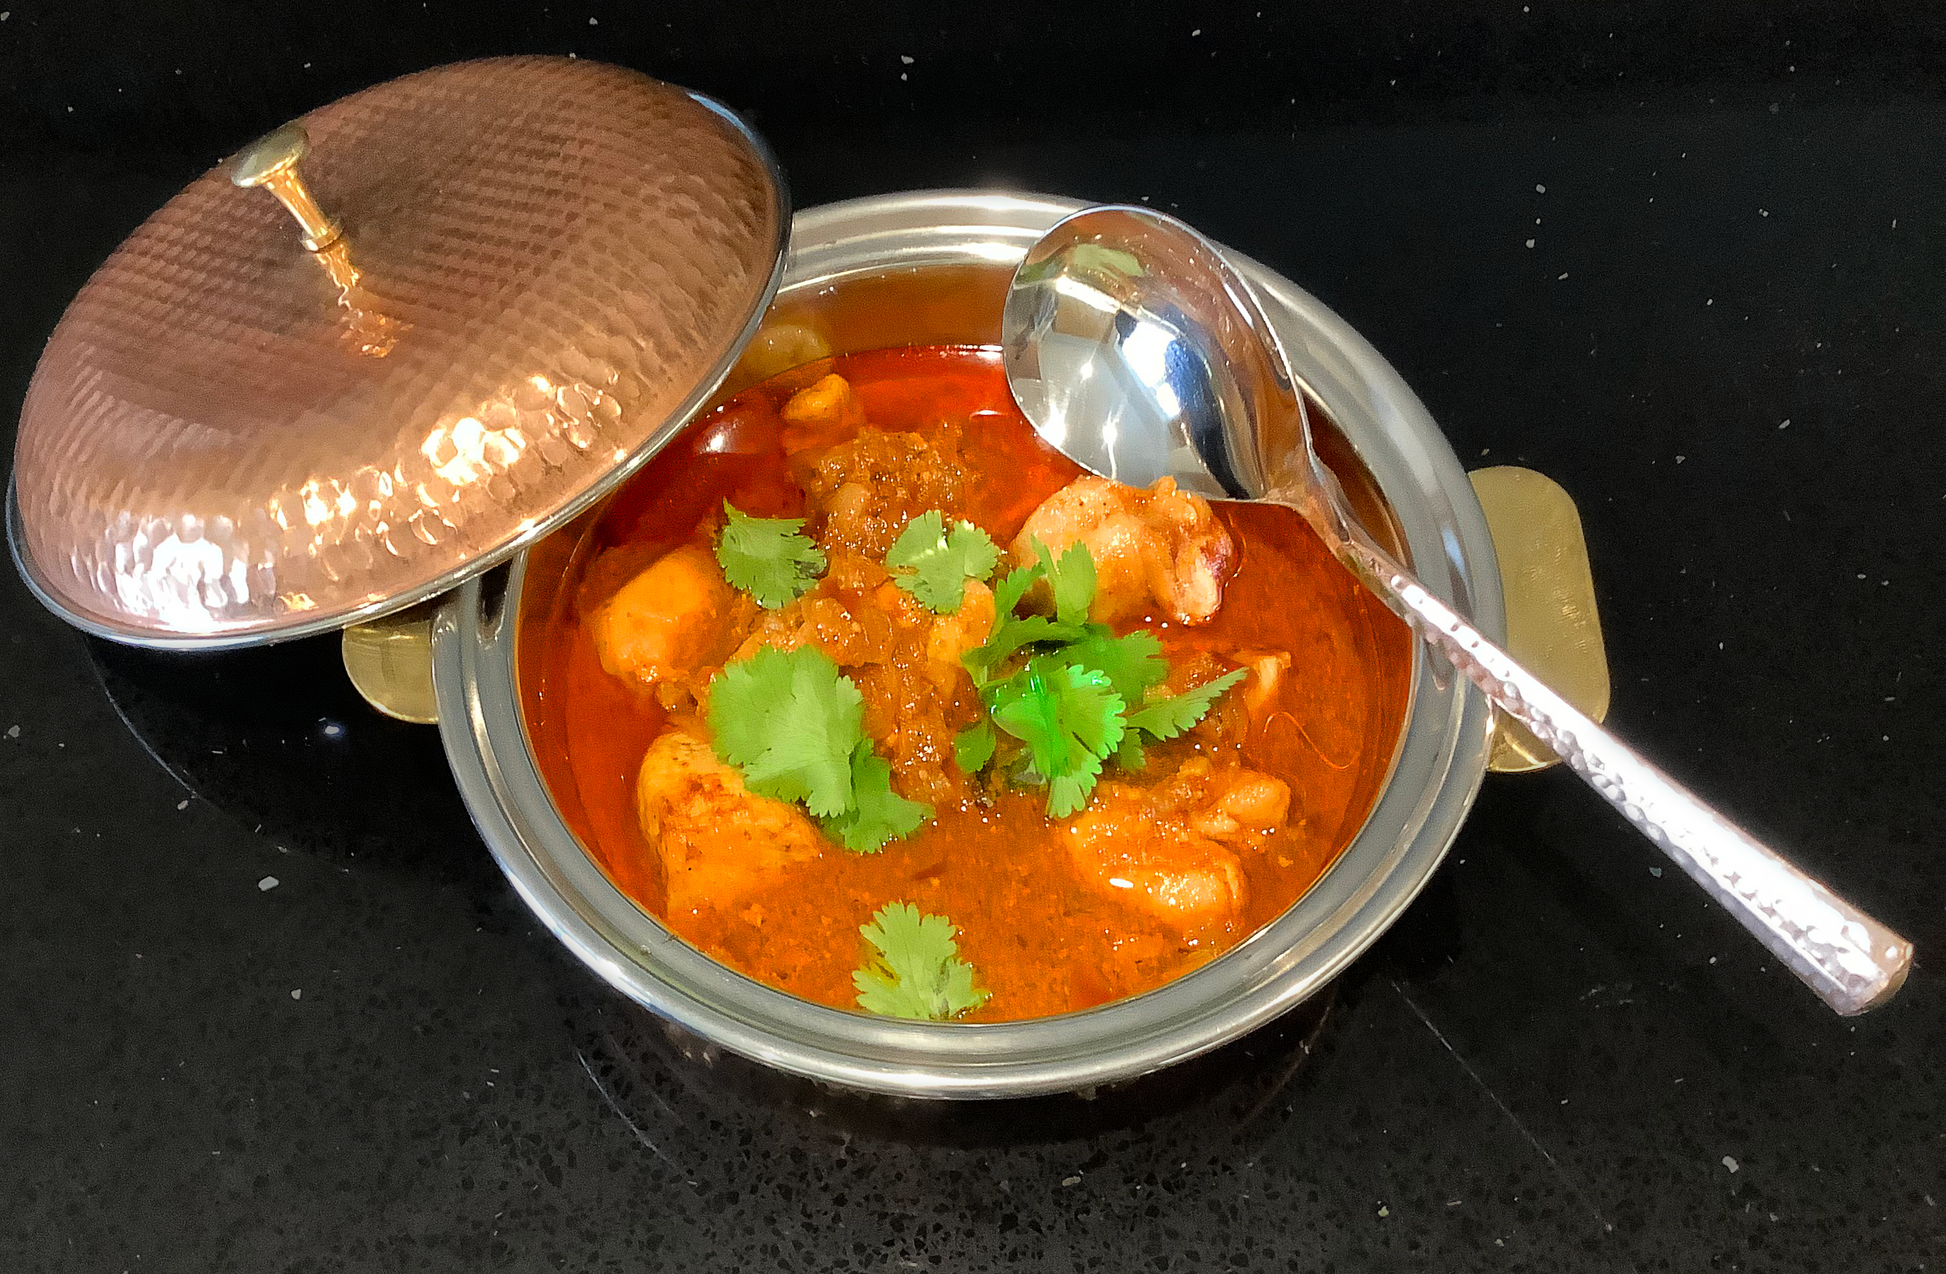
[8,56,787,648]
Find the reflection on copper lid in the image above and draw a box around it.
[10,56,787,647]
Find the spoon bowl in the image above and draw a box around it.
[1003,204,1913,1017]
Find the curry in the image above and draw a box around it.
[521,345,1410,1021]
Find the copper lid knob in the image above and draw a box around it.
[230,122,343,253]
[8,56,788,648]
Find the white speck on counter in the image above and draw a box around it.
[259,876,280,892]
[1,11,11,19]
[1525,238,1535,248]
[291,989,302,1000]
[1760,208,1770,217]
[899,72,907,81]
[5,725,17,738]
[1190,27,1201,36]
[1377,1204,1390,1218]
[1706,298,1714,306]
[1061,1174,1082,1186]
[1779,418,1790,429]
[1557,272,1569,280]
[302,62,311,69]
[176,799,189,811]
[1650,866,1663,877]
[587,15,597,23]
[1723,1155,1740,1173]
[900,54,914,64]
[1676,454,1686,463]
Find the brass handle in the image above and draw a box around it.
[231,122,342,252]
[1471,467,1612,773]
[342,607,439,725]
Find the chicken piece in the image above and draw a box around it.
[592,545,749,689]
[779,372,866,431]
[1010,476,1234,625]
[1145,756,1292,849]
[1065,785,1247,938]
[1189,770,1292,845]
[922,578,996,693]
[1064,758,1293,937]
[635,728,824,914]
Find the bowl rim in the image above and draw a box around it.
[431,188,1502,1099]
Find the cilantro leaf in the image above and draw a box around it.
[885,511,1000,613]
[707,644,863,817]
[950,536,1249,817]
[953,720,996,774]
[715,501,826,608]
[989,560,1044,619]
[709,644,936,849]
[986,658,1126,817]
[1046,756,1104,819]
[963,614,1088,684]
[1030,538,1097,627]
[853,902,990,1021]
[822,741,932,853]
[1125,668,1250,740]
[1061,627,1169,704]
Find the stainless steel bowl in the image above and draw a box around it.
[429,190,1503,1099]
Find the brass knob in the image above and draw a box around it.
[230,122,342,252]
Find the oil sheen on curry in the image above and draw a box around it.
[522,345,1410,1022]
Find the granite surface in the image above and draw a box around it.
[3,3,1943,1270]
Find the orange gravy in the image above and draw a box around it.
[519,346,1411,1020]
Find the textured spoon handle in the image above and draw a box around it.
[1338,535,1913,1016]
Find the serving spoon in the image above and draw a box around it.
[1000,204,1912,1016]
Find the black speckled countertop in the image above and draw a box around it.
[4,4,1943,1270]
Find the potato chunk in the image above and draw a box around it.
[634,728,824,914]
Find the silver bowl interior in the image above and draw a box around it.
[430,190,1503,1099]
